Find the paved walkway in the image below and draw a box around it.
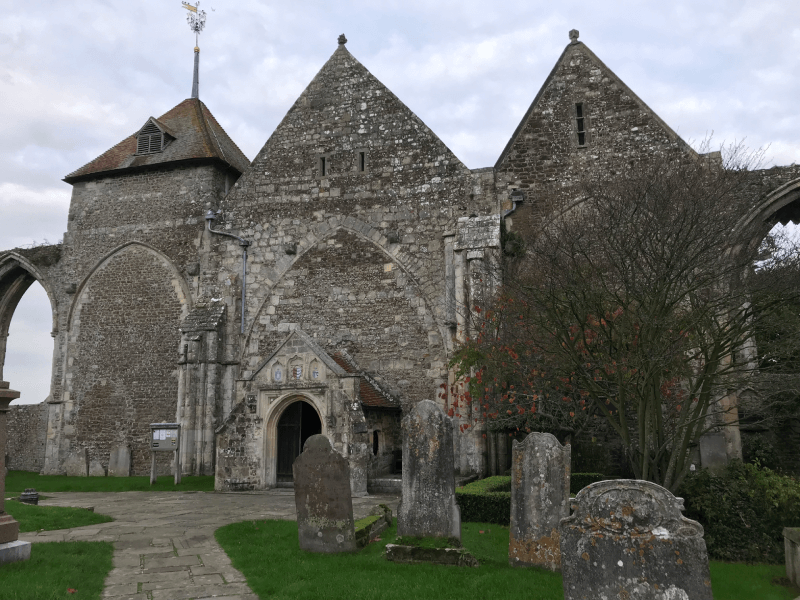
[19,490,401,600]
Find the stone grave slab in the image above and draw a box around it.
[560,479,713,600]
[293,434,357,553]
[64,448,89,477]
[108,446,131,477]
[509,432,571,571]
[89,459,106,477]
[397,399,460,540]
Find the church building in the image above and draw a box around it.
[3,30,799,490]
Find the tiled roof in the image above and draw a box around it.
[332,352,400,409]
[64,98,250,183]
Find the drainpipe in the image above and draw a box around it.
[204,210,251,334]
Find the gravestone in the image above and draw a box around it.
[108,446,131,477]
[397,400,460,540]
[64,448,89,477]
[89,459,106,477]
[560,479,713,600]
[0,380,30,565]
[293,434,357,553]
[509,432,571,571]
[698,433,728,473]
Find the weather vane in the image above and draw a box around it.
[182,1,207,48]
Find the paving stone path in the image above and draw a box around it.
[19,489,401,600]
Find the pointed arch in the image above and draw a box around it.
[0,251,60,383]
[242,215,447,360]
[67,241,192,328]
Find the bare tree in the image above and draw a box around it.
[451,143,800,492]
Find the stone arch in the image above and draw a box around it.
[737,177,800,236]
[241,224,449,406]
[62,242,192,475]
[0,252,59,387]
[243,216,446,351]
[67,241,192,328]
[263,392,327,487]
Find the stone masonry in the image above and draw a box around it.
[2,31,799,485]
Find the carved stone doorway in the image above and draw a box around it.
[276,400,322,482]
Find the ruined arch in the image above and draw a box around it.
[738,177,800,237]
[0,252,59,388]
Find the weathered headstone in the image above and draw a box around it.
[293,434,357,553]
[397,400,460,541]
[509,432,571,570]
[89,459,106,477]
[108,446,131,477]
[64,447,89,477]
[560,479,713,600]
[0,380,31,565]
[698,432,728,473]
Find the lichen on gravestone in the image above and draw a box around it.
[396,400,460,541]
[560,479,713,600]
[293,434,356,553]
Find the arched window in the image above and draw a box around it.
[372,430,380,456]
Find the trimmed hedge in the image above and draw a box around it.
[455,474,615,524]
[456,476,512,525]
[679,461,800,564]
[570,472,618,494]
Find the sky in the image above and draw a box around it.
[1,0,799,404]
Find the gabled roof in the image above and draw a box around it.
[495,37,696,168]
[64,98,250,183]
[330,351,400,409]
[250,328,400,409]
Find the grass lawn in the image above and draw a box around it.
[3,500,113,532]
[0,541,113,600]
[5,470,214,493]
[215,519,799,600]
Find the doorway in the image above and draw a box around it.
[276,400,322,482]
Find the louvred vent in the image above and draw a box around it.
[136,121,163,155]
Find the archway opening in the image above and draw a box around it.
[276,400,322,482]
[4,280,53,405]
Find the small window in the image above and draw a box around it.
[575,103,586,146]
[372,430,379,455]
[319,155,328,177]
[358,150,367,173]
[137,121,164,155]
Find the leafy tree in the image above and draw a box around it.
[450,144,800,492]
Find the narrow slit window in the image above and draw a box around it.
[576,103,586,146]
[359,151,366,172]
[319,156,327,176]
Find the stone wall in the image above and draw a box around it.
[211,42,493,418]
[5,403,47,472]
[495,37,694,240]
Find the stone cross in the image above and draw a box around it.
[293,434,357,553]
[560,479,713,600]
[569,29,580,44]
[509,432,571,571]
[397,400,461,540]
[0,380,31,565]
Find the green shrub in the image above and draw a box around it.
[570,472,618,495]
[456,476,512,525]
[679,460,800,564]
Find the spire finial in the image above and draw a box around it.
[569,29,579,44]
[183,1,207,98]
[338,33,347,45]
